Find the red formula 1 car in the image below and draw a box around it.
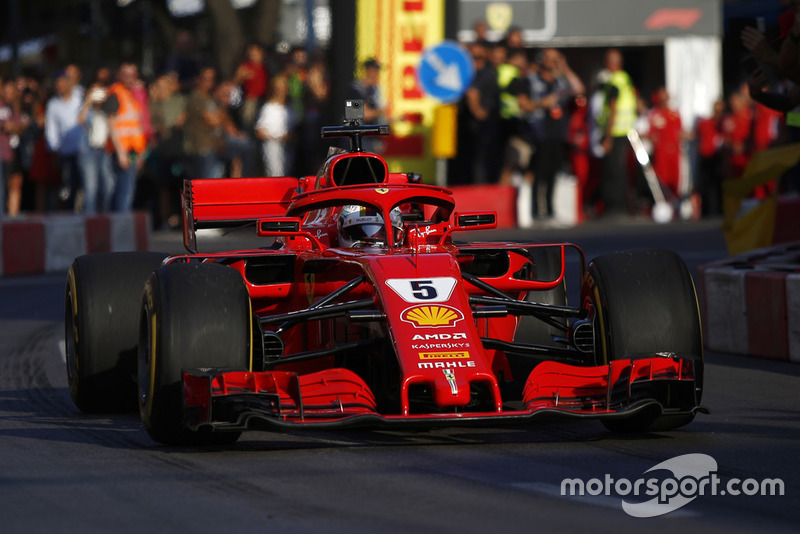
[65,104,706,445]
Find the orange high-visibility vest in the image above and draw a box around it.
[108,83,146,154]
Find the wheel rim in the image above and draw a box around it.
[138,304,156,420]
[65,284,79,391]
[588,284,609,366]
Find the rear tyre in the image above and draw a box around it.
[65,252,169,413]
[139,262,251,445]
[581,250,703,432]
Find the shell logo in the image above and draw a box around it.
[401,305,464,328]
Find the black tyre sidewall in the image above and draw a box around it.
[581,250,703,432]
[139,262,251,445]
[66,252,168,412]
[583,250,702,365]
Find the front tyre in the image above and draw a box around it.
[139,262,251,445]
[582,250,703,432]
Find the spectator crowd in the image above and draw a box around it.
[0,33,332,229]
[452,13,800,224]
[2,9,800,228]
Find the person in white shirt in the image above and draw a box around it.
[255,76,294,177]
[44,70,85,209]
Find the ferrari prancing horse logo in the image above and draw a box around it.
[443,369,458,395]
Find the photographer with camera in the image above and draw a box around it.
[77,68,114,214]
[527,48,585,221]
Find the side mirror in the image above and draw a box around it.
[256,217,302,235]
[455,212,497,230]
[256,217,323,250]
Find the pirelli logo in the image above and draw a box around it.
[419,351,470,360]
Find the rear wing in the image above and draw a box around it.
[182,177,301,253]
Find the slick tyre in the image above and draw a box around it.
[139,262,251,446]
[581,249,703,432]
[65,252,169,413]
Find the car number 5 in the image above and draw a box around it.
[386,277,457,303]
[410,280,437,300]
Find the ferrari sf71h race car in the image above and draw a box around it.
[65,101,706,445]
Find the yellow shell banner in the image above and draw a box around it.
[356,0,445,183]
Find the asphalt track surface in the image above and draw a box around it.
[1,218,797,533]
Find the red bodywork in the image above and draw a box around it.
[173,149,704,433]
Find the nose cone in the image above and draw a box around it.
[432,367,472,407]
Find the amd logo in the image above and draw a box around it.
[412,333,467,341]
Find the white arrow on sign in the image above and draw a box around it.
[424,50,463,92]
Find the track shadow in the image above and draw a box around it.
[705,349,800,377]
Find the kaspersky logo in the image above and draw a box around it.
[401,305,464,328]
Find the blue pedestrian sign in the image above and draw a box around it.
[418,41,474,103]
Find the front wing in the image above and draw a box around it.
[182,356,706,432]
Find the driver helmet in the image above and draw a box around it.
[338,205,403,247]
